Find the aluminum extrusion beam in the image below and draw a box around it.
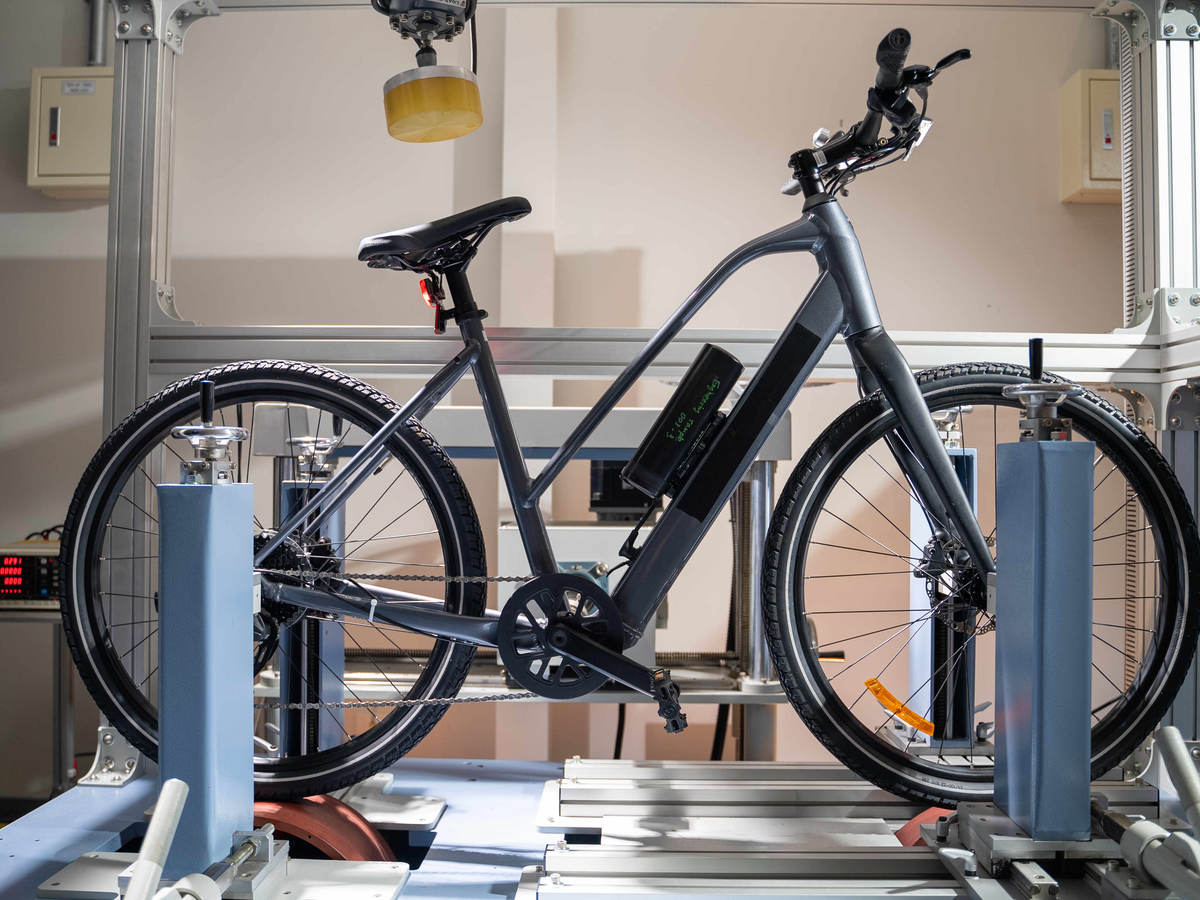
[148,324,1167,387]
[216,0,1095,9]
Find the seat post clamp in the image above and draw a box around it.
[419,276,488,334]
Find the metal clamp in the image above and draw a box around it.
[171,380,248,484]
[78,725,143,786]
[108,0,218,54]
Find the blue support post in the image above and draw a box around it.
[277,480,345,753]
[157,482,254,877]
[994,439,1093,840]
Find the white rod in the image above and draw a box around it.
[124,779,190,900]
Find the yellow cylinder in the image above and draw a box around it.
[383,65,483,143]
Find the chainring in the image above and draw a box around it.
[496,573,625,700]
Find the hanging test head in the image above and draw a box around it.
[373,0,483,143]
[1001,338,1083,442]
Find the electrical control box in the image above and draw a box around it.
[27,66,112,200]
[0,541,61,611]
[1060,68,1120,204]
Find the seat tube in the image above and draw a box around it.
[444,270,557,576]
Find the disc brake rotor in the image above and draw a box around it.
[496,573,624,699]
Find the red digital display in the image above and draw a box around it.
[1,556,30,594]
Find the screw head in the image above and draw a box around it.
[117,20,130,33]
[102,732,114,745]
[1191,746,1199,758]
[141,23,153,35]
[1166,23,1177,34]
[120,2,130,10]
[1189,24,1200,35]
[1170,416,1181,426]
[1170,294,1180,305]
[1166,1,1176,10]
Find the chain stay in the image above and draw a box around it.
[259,568,533,584]
[256,567,538,708]
[255,691,537,710]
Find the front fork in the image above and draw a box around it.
[846,327,995,581]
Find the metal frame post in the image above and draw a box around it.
[1099,0,1200,735]
[103,0,215,432]
[738,459,777,761]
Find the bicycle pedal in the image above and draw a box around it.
[652,668,688,734]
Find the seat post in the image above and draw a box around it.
[443,268,480,318]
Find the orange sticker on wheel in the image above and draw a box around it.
[864,677,935,736]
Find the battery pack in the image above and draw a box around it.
[622,344,743,498]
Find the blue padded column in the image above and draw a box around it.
[994,439,1093,840]
[157,482,254,877]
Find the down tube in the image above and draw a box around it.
[613,271,845,643]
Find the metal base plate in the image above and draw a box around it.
[334,773,446,832]
[37,854,409,900]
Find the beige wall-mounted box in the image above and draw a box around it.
[27,66,112,200]
[1060,68,1120,204]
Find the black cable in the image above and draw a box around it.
[613,703,626,759]
[470,14,478,75]
[711,510,741,761]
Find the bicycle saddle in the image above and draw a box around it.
[358,196,532,272]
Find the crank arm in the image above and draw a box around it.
[263,578,505,648]
[545,622,654,694]
[545,623,688,732]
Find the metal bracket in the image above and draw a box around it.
[1164,381,1200,429]
[1096,0,1200,46]
[78,725,144,786]
[108,0,219,54]
[1116,287,1200,334]
[151,280,195,325]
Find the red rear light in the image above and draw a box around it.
[419,279,435,309]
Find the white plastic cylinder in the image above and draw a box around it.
[124,778,190,900]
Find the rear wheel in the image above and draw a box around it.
[60,361,487,799]
[764,363,1200,806]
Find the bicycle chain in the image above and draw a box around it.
[255,567,537,709]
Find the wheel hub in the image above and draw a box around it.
[496,573,624,699]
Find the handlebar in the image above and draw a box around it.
[874,28,911,92]
[783,28,967,199]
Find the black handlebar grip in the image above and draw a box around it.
[1028,338,1043,382]
[875,28,912,91]
[200,379,215,424]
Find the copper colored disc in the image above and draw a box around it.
[254,794,394,861]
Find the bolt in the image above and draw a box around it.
[1190,24,1200,35]
[1166,23,1177,34]
[1170,294,1180,305]
[1192,746,1200,758]
[141,23,153,35]
[143,0,152,10]
[102,732,114,745]
[1147,296,1155,306]
[125,758,136,772]
[118,20,130,33]
[1170,416,1180,426]
[120,2,129,10]
[1166,0,1176,10]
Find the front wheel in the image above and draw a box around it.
[60,361,487,799]
[764,363,1200,807]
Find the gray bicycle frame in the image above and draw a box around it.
[258,198,994,649]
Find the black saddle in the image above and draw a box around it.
[358,196,532,272]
